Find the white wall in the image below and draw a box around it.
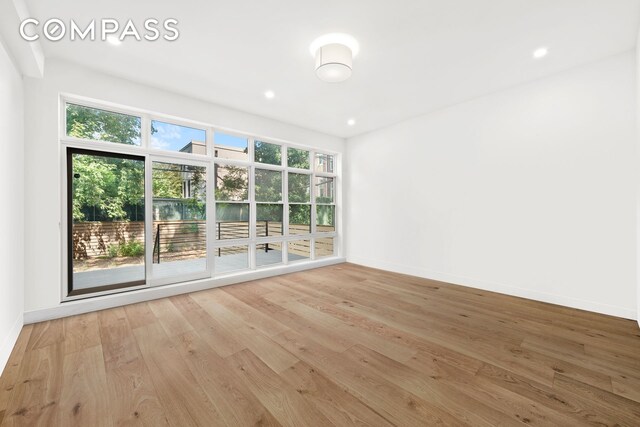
[23,58,344,313]
[0,40,25,373]
[637,30,640,326]
[346,51,637,319]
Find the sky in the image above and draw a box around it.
[214,132,248,149]
[149,120,249,152]
[151,120,206,151]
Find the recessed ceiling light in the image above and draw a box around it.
[264,90,275,99]
[347,119,356,126]
[107,36,121,46]
[533,47,548,59]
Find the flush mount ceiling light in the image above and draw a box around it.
[310,33,359,83]
[347,118,356,126]
[264,90,275,99]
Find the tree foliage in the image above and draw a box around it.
[67,104,141,145]
[68,104,144,221]
[72,155,144,221]
[254,141,281,165]
[287,147,310,169]
[215,166,248,201]
[68,108,327,227]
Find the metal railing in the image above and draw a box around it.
[152,220,281,263]
[153,221,206,264]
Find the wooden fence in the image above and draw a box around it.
[72,220,334,261]
[72,221,144,259]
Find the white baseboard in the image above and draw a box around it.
[0,313,24,376]
[347,257,637,321]
[24,257,346,324]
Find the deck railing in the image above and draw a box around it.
[152,220,333,263]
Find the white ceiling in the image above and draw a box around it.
[26,0,640,138]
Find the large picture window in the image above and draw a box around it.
[62,97,338,299]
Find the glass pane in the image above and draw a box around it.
[152,162,207,279]
[256,243,283,267]
[255,140,282,165]
[288,240,310,261]
[216,203,249,239]
[215,165,248,201]
[314,153,334,173]
[315,177,334,203]
[215,245,248,274]
[215,132,249,161]
[151,120,206,153]
[256,204,283,237]
[66,103,141,146]
[288,173,310,203]
[70,151,145,293]
[289,204,311,235]
[255,169,282,202]
[287,147,310,169]
[316,205,335,232]
[315,237,334,258]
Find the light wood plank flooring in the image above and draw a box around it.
[1,263,640,426]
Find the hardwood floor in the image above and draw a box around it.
[1,263,640,426]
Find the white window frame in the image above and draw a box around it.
[59,94,339,302]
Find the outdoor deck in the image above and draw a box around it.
[73,250,304,290]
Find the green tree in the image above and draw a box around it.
[254,141,281,165]
[287,147,310,169]
[215,166,248,201]
[152,163,183,198]
[72,155,144,221]
[67,104,141,145]
[289,204,310,226]
[255,169,282,202]
[68,104,145,221]
[288,173,310,203]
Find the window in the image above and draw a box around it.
[288,240,311,261]
[256,243,282,267]
[215,163,250,240]
[315,153,334,173]
[215,165,248,201]
[257,204,283,237]
[289,204,311,235]
[287,147,310,169]
[62,97,339,299]
[152,162,207,279]
[255,140,282,165]
[215,245,249,274]
[289,173,310,203]
[66,103,141,145]
[315,176,335,232]
[255,169,282,202]
[151,120,206,154]
[215,132,249,161]
[315,237,334,258]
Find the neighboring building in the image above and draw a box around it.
[179,140,206,155]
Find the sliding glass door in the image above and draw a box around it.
[67,148,146,295]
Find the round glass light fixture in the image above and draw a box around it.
[310,33,359,83]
